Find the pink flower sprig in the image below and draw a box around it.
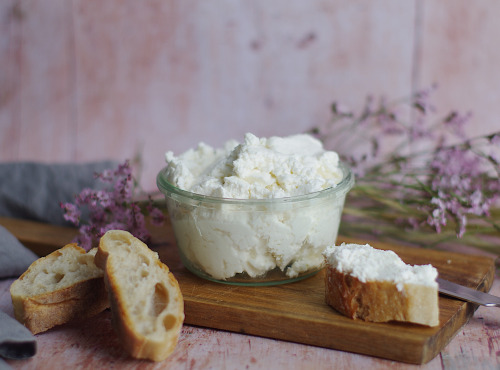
[310,85,500,252]
[60,160,164,250]
[425,144,498,237]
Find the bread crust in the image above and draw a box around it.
[325,267,439,327]
[96,230,184,362]
[13,278,109,334]
[10,244,109,334]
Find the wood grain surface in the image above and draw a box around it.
[0,217,495,365]
[1,1,499,191]
[157,233,495,365]
[1,2,500,368]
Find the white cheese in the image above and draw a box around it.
[165,133,343,199]
[323,243,438,291]
[164,133,349,280]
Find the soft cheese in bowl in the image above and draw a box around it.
[156,133,354,285]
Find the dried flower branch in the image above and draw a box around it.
[310,85,500,254]
[60,160,164,250]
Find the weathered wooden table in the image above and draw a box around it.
[1,218,499,369]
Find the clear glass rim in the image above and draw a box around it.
[156,161,354,205]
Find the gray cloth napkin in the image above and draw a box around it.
[0,359,12,370]
[0,310,36,360]
[0,226,38,279]
[0,161,117,226]
[0,161,118,364]
[0,161,117,278]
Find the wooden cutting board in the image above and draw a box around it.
[0,217,496,364]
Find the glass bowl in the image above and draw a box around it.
[156,162,354,286]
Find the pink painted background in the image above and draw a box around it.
[1,1,499,191]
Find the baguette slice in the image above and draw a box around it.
[95,230,184,362]
[323,243,439,327]
[10,243,109,334]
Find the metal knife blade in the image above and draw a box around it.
[437,278,500,307]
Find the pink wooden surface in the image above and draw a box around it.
[419,2,500,139]
[1,1,499,368]
[2,1,499,190]
[1,276,500,369]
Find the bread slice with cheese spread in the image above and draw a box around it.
[323,243,439,327]
[95,230,184,362]
[10,244,109,334]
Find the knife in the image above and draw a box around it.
[437,278,500,307]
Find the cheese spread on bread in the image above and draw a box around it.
[322,243,439,326]
[323,243,438,291]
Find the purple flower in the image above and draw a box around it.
[376,111,405,136]
[425,145,496,236]
[311,85,499,243]
[94,168,115,183]
[149,207,165,227]
[413,84,438,114]
[407,217,422,230]
[427,197,447,234]
[490,133,500,145]
[443,111,472,138]
[60,160,164,251]
[409,117,433,141]
[77,231,94,252]
[60,202,81,224]
[95,190,114,208]
[75,188,97,207]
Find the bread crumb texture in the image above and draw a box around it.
[97,230,184,362]
[323,243,439,327]
[12,245,102,296]
[10,244,109,334]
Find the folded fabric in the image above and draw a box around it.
[0,162,121,366]
[0,358,12,370]
[0,161,117,226]
[0,310,36,360]
[0,226,38,279]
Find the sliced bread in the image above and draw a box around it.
[323,243,439,327]
[10,243,109,334]
[95,230,184,362]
